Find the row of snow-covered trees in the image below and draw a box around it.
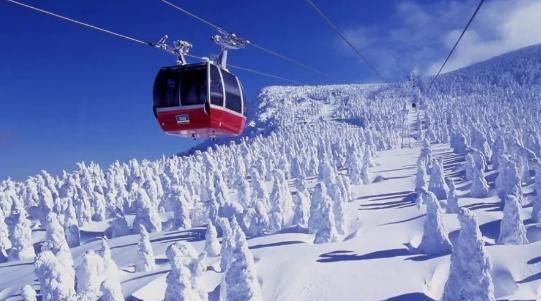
[0,84,409,300]
[0,84,406,244]
[28,214,263,301]
[411,65,541,300]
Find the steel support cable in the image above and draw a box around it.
[159,0,325,76]
[229,64,304,85]
[3,0,302,84]
[303,0,387,83]
[429,0,485,88]
[160,0,223,31]
[247,42,325,76]
[4,0,153,46]
[185,54,303,84]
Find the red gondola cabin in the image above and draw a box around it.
[153,62,246,138]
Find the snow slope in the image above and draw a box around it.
[2,43,541,301]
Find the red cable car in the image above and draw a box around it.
[153,62,246,138]
[152,33,247,139]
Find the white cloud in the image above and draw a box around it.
[337,0,541,80]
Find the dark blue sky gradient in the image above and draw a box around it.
[0,0,401,179]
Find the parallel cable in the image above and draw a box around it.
[159,0,324,75]
[4,0,154,47]
[303,0,387,82]
[229,64,304,85]
[429,0,485,88]
[3,0,302,85]
[160,0,223,31]
[185,54,303,85]
[247,42,324,76]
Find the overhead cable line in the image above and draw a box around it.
[3,0,302,85]
[159,0,325,76]
[303,0,387,83]
[184,54,303,85]
[5,0,153,46]
[429,0,485,88]
[229,64,305,85]
[160,0,223,32]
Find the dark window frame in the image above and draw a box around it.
[222,70,243,113]
[179,65,208,106]
[209,64,224,106]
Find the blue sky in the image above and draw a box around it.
[1,0,540,180]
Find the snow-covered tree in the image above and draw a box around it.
[470,163,489,198]
[496,158,522,201]
[268,199,284,234]
[164,241,207,301]
[0,209,11,262]
[76,250,104,299]
[64,201,80,248]
[250,170,267,201]
[470,128,492,161]
[268,172,293,233]
[135,227,156,272]
[21,285,37,301]
[442,208,495,301]
[244,203,270,237]
[338,175,352,202]
[35,250,75,301]
[361,151,371,185]
[236,177,252,208]
[292,181,310,228]
[450,130,468,155]
[318,159,336,183]
[170,187,192,230]
[110,209,130,238]
[37,186,54,225]
[42,213,70,255]
[41,213,75,291]
[8,208,35,261]
[218,218,234,272]
[98,238,120,283]
[491,135,506,170]
[99,278,124,301]
[91,191,107,222]
[347,150,364,185]
[465,153,477,181]
[446,178,460,214]
[419,140,433,169]
[204,220,220,257]
[309,183,338,244]
[164,263,203,301]
[415,159,428,192]
[418,191,452,255]
[221,216,263,301]
[327,182,347,235]
[132,188,162,233]
[497,194,528,245]
[532,160,541,221]
[428,158,448,200]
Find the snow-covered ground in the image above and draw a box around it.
[2,44,541,301]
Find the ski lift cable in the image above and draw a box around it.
[303,0,387,83]
[247,42,325,76]
[184,54,304,85]
[4,0,153,46]
[159,0,223,32]
[429,0,485,88]
[3,0,303,85]
[230,64,306,85]
[159,0,325,76]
